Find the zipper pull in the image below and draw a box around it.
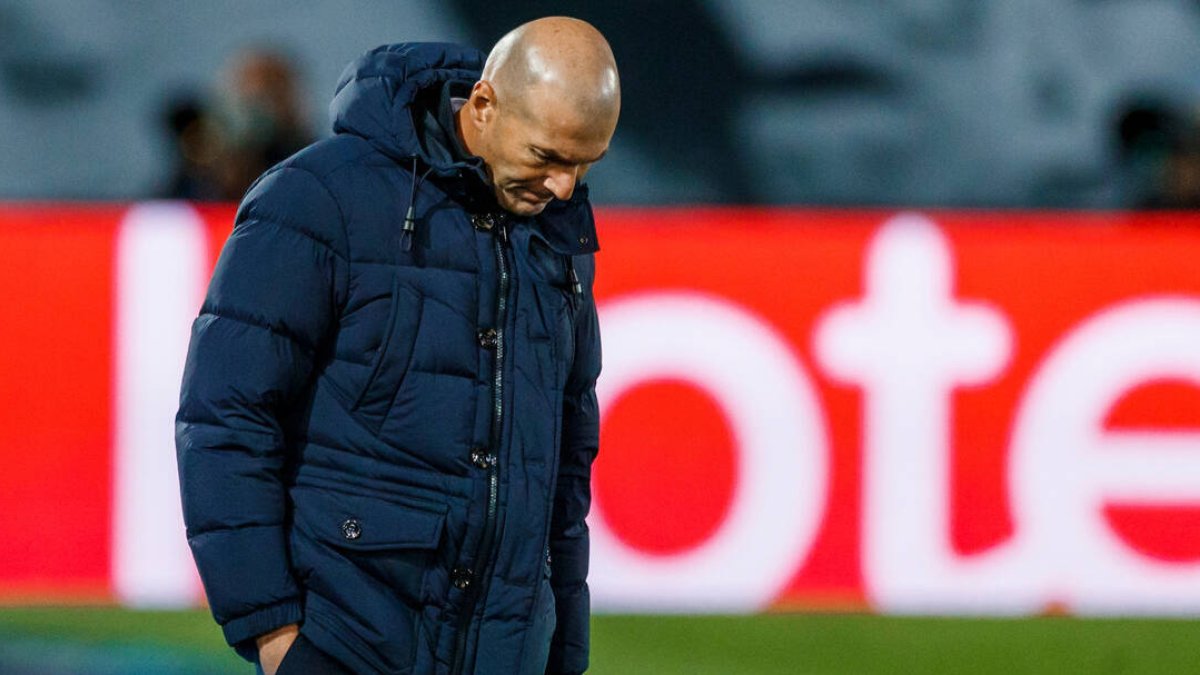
[400,205,416,252]
[567,259,583,311]
[568,265,582,297]
[496,214,509,245]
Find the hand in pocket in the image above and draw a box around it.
[257,623,300,675]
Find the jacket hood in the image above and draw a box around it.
[331,42,485,167]
[330,42,600,257]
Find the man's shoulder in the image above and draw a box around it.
[235,134,391,248]
[277,134,396,187]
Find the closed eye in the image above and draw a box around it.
[529,145,608,167]
[529,150,550,167]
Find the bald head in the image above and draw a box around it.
[457,17,620,215]
[482,17,620,123]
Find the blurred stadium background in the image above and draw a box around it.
[4,1,1200,673]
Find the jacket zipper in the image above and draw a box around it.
[451,215,509,675]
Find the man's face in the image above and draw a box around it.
[476,85,615,216]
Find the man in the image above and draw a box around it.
[176,17,618,675]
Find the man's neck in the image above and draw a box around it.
[454,105,480,158]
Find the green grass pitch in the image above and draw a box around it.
[0,608,1196,673]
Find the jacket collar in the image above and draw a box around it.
[530,185,600,256]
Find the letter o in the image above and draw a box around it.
[590,291,829,611]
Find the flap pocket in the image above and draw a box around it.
[526,235,578,343]
[292,486,447,552]
[527,232,571,288]
[353,279,423,423]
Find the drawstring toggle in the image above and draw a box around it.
[400,205,416,252]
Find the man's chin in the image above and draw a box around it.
[499,194,551,216]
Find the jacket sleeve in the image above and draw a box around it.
[175,166,348,661]
[546,256,602,675]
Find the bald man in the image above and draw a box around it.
[177,17,617,675]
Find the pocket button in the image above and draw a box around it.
[477,328,498,350]
[470,447,495,470]
[452,567,474,590]
[340,518,363,541]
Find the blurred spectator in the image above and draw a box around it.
[1116,99,1200,210]
[1156,115,1200,210]
[159,94,224,201]
[213,47,313,200]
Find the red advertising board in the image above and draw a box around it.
[1,204,1199,614]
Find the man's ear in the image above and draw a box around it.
[468,80,497,127]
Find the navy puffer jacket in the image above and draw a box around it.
[176,43,601,675]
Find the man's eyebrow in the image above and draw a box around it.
[532,146,609,164]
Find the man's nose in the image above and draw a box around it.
[544,167,577,201]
